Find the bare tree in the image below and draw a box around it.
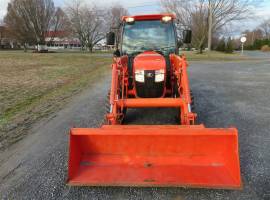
[162,0,259,51]
[106,4,128,28]
[190,4,208,53]
[66,1,105,52]
[4,0,63,47]
[162,0,208,53]
[48,7,71,41]
[0,25,5,48]
[259,19,270,39]
[242,29,264,46]
[105,4,128,46]
[0,26,5,41]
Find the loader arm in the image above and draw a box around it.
[170,54,197,125]
[107,53,197,125]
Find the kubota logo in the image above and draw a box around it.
[146,72,154,78]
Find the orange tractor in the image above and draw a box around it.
[68,14,241,189]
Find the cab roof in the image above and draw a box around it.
[122,14,176,21]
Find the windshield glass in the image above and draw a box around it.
[122,20,176,55]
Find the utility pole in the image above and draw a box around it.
[208,1,213,52]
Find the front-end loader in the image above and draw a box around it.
[67,14,241,189]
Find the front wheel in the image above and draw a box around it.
[174,88,195,124]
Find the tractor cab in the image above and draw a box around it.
[107,14,191,98]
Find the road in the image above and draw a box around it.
[1,57,270,199]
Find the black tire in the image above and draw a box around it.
[105,90,127,125]
[190,90,198,125]
[190,90,195,112]
[174,89,195,124]
[173,84,181,124]
[102,91,111,125]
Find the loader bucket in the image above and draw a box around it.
[67,125,241,189]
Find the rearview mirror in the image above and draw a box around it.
[183,30,192,44]
[177,40,183,48]
[113,49,120,57]
[106,32,115,46]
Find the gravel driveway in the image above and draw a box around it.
[0,58,269,200]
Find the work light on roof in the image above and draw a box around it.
[125,17,135,23]
[162,16,172,22]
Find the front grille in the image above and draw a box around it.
[135,70,165,98]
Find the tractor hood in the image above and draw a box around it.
[133,51,166,71]
[133,51,167,98]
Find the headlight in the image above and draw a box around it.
[155,69,165,82]
[135,70,145,83]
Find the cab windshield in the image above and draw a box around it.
[122,20,176,55]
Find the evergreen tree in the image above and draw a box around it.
[216,38,226,52]
[226,37,234,53]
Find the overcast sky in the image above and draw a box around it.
[1,0,270,36]
[0,0,162,23]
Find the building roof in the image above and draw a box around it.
[45,31,68,38]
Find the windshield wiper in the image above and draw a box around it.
[144,46,176,55]
[159,45,176,51]
[128,46,173,56]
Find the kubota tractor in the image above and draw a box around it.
[68,14,241,189]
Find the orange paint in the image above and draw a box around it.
[117,98,184,108]
[133,51,166,71]
[68,126,241,189]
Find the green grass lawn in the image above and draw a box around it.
[0,50,246,149]
[0,51,112,149]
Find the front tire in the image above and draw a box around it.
[104,90,127,125]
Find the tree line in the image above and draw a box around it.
[241,18,270,51]
[162,0,263,53]
[2,0,266,53]
[215,18,270,52]
[3,0,128,52]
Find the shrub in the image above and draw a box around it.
[247,39,270,50]
[225,37,234,53]
[261,45,270,52]
[216,38,226,52]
